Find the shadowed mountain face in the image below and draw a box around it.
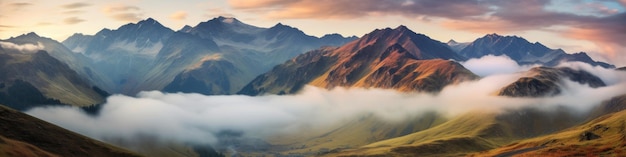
[498,67,606,97]
[460,34,614,68]
[0,46,106,110]
[62,17,355,95]
[239,26,477,95]
[0,104,141,157]
[62,18,177,94]
[164,17,356,94]
[4,33,110,94]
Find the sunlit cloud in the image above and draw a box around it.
[63,10,85,14]
[169,11,187,20]
[102,4,143,22]
[63,17,85,25]
[36,22,54,26]
[228,0,490,20]
[61,2,90,9]
[10,2,32,8]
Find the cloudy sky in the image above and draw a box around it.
[1,0,624,66]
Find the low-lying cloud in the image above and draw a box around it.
[0,41,45,53]
[460,55,538,77]
[26,62,626,150]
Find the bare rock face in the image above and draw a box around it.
[239,26,478,95]
[498,67,605,97]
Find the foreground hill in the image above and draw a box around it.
[325,107,586,157]
[474,94,626,156]
[264,113,447,156]
[239,26,477,95]
[0,46,106,110]
[0,104,141,157]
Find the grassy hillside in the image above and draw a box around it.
[265,112,446,156]
[474,95,626,156]
[322,107,586,156]
[0,48,106,109]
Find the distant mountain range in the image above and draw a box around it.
[458,34,614,68]
[0,17,615,109]
[62,17,356,95]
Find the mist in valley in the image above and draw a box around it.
[26,55,626,153]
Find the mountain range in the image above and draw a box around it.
[0,43,106,110]
[458,34,614,68]
[239,26,477,95]
[0,16,623,157]
[62,17,356,95]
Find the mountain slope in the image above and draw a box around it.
[498,67,606,97]
[459,34,614,68]
[474,95,626,156]
[239,26,476,95]
[265,113,447,156]
[62,18,175,94]
[62,17,355,95]
[0,104,141,157]
[165,17,356,94]
[4,33,111,93]
[0,46,106,110]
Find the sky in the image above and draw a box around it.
[1,0,625,66]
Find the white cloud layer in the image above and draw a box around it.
[25,61,626,151]
[460,55,538,77]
